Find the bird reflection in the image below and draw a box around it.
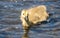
[22,33,29,38]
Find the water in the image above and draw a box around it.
[0,0,60,38]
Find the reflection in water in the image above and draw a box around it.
[22,33,29,38]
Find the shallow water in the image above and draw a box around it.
[0,0,60,38]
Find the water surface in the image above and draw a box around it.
[0,0,60,38]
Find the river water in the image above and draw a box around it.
[0,0,60,38]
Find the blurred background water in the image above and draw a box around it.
[0,0,60,38]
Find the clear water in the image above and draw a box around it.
[0,0,60,38]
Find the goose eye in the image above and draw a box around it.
[23,13,24,15]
